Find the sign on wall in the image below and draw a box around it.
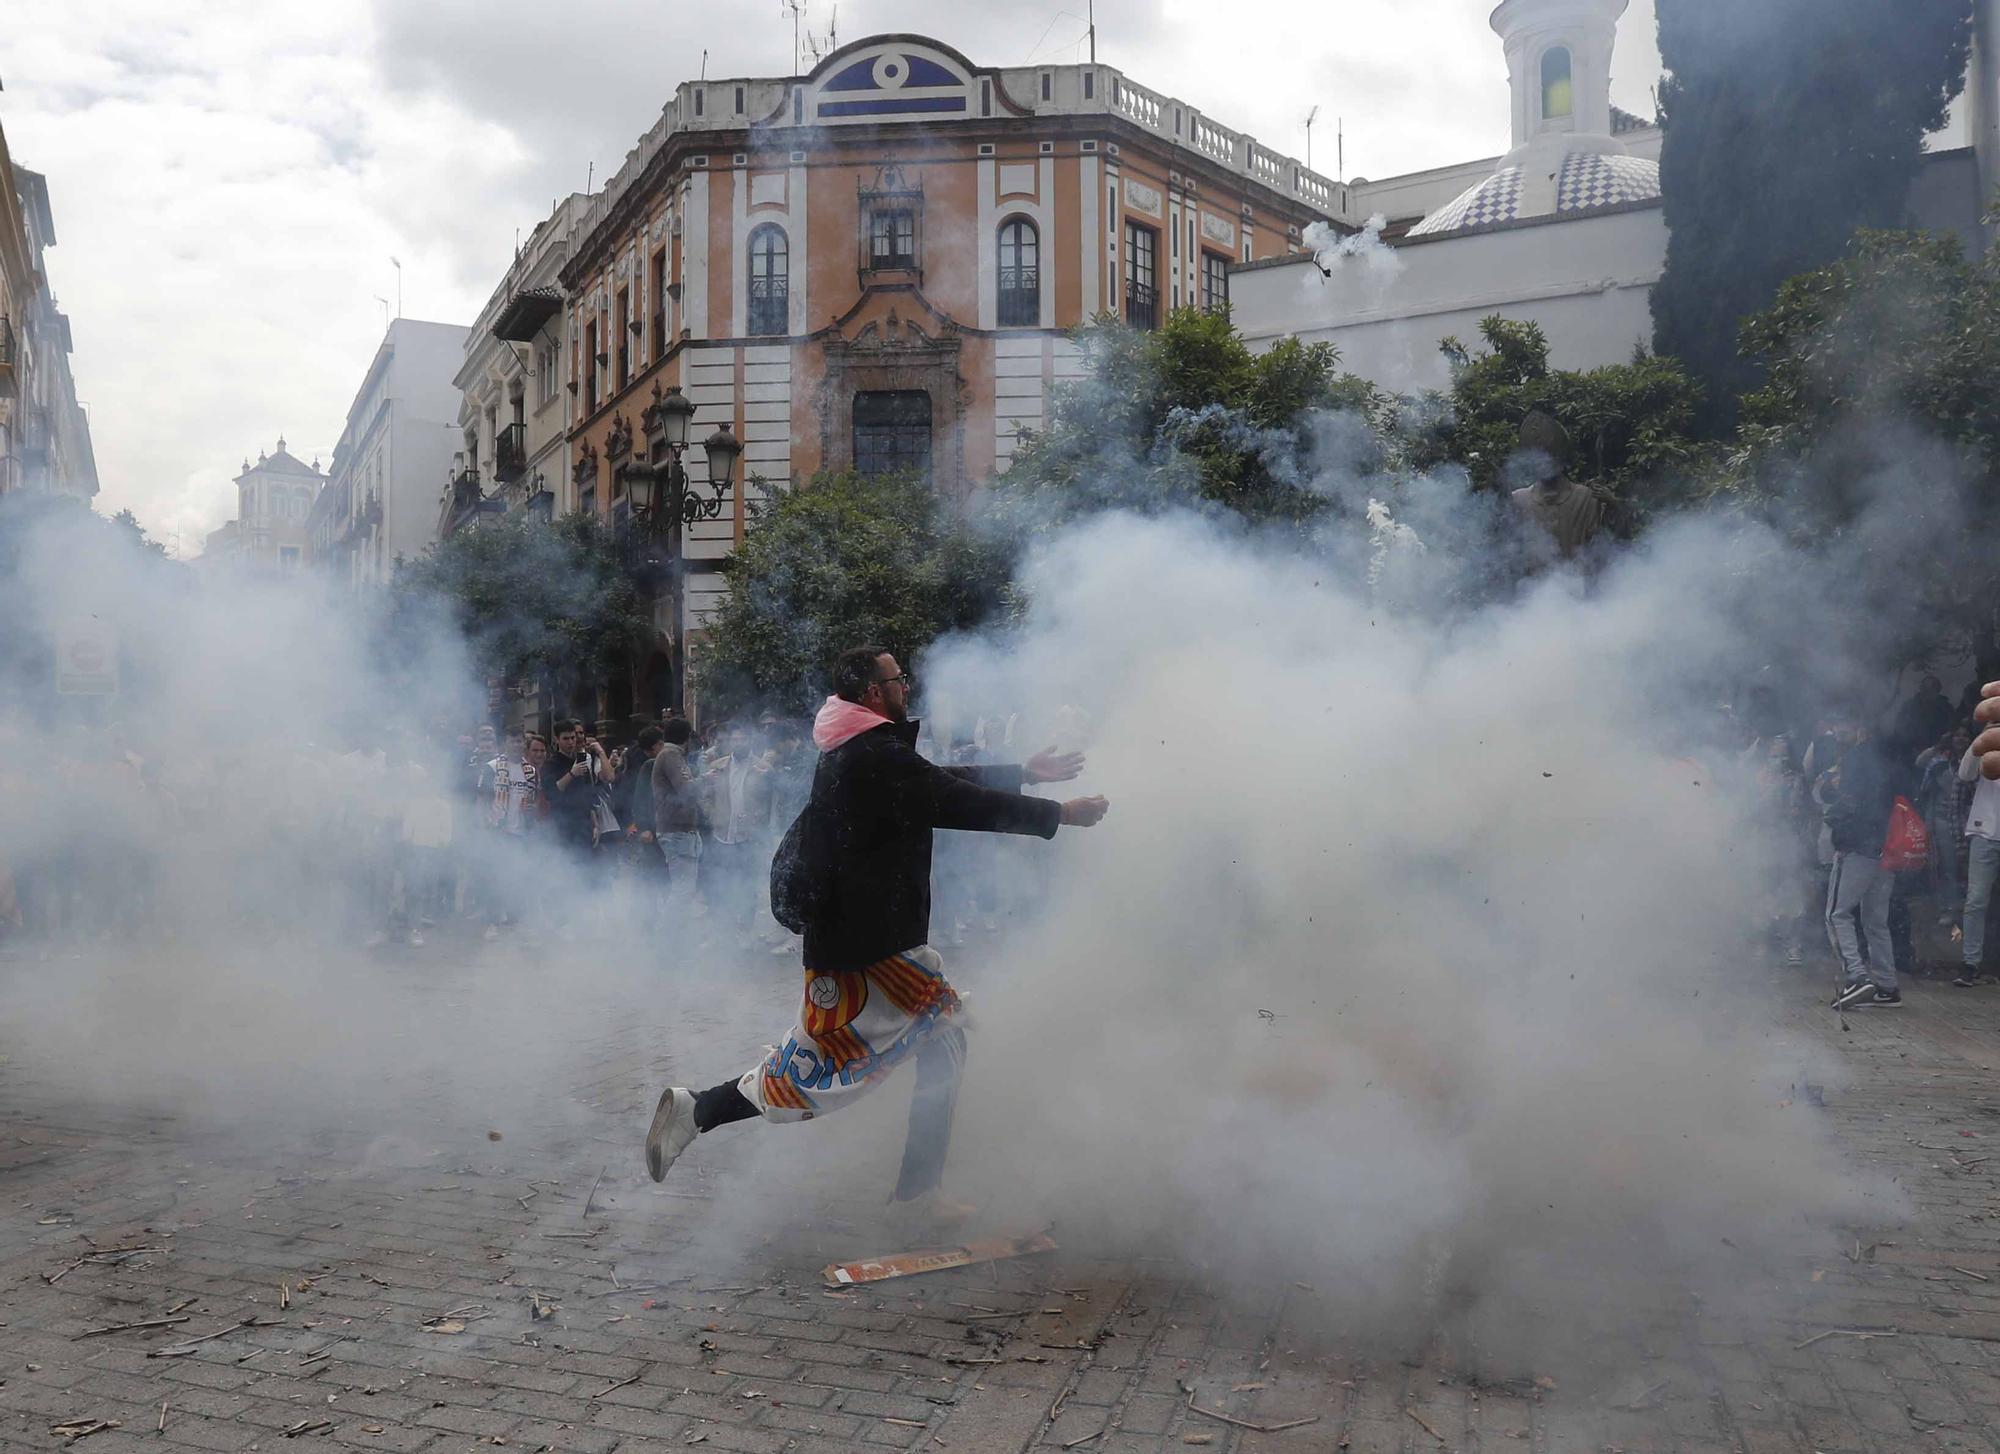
[55,617,119,696]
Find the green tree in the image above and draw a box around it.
[110,508,168,557]
[1722,229,2000,670]
[1651,0,1971,430]
[389,510,656,690]
[996,307,1383,527]
[695,469,1014,715]
[1392,317,1704,525]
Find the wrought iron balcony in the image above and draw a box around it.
[997,268,1040,327]
[747,277,788,337]
[494,422,528,484]
[0,318,14,398]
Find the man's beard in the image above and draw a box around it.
[884,699,910,724]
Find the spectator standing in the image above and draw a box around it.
[1922,726,1975,920]
[1891,674,1954,758]
[619,726,667,921]
[701,722,775,943]
[1827,719,1902,1009]
[650,717,704,923]
[1954,734,2000,987]
[544,719,613,864]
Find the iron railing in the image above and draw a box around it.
[494,423,527,484]
[1126,280,1160,331]
[747,277,788,337]
[998,268,1040,326]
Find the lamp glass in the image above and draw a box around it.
[658,387,695,450]
[702,424,742,488]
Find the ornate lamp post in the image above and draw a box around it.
[622,382,744,711]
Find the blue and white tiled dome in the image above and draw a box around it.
[1554,150,1660,213]
[1410,149,1660,238]
[1407,167,1523,236]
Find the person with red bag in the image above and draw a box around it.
[1825,717,1904,1010]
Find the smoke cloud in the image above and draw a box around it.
[913,491,1899,1375]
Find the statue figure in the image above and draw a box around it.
[1508,410,1611,559]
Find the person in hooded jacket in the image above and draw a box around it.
[642,646,1109,1222]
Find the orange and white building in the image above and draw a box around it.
[556,33,1339,632]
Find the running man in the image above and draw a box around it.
[644,647,1109,1217]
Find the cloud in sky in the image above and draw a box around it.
[6,0,1662,552]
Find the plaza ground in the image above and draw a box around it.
[5,945,2000,1453]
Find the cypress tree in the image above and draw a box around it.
[1650,0,1971,430]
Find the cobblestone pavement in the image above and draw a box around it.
[9,941,2000,1454]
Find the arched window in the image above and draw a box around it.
[997,217,1040,327]
[1541,46,1573,121]
[747,224,789,337]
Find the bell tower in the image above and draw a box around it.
[1491,0,1628,150]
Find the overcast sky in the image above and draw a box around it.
[4,0,1663,554]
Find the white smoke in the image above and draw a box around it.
[920,508,1893,1375]
[1305,213,1405,285]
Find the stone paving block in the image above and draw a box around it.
[1114,1392,1180,1436]
[758,1403,864,1440]
[794,1362,902,1394]
[328,1421,438,1454]
[829,1390,944,1424]
[155,1412,265,1452]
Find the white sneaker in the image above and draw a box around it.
[644,1087,698,1182]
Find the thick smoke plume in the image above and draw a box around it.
[916,502,1898,1373]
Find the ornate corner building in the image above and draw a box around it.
[555,34,1337,635]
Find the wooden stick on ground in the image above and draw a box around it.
[1406,1407,1447,1442]
[1795,1328,1897,1350]
[73,1315,191,1340]
[1182,1389,1323,1436]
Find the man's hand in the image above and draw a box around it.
[1976,682,2000,779]
[1060,795,1110,827]
[1026,747,1086,785]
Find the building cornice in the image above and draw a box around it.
[561,113,1326,289]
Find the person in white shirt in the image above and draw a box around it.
[1955,733,2000,986]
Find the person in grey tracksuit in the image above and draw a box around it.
[1824,726,1900,1007]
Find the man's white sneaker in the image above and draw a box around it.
[644,1087,698,1182]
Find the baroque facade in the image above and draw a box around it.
[556,34,1334,641]
[198,440,323,573]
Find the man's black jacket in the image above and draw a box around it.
[801,720,1059,971]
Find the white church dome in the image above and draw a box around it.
[1410,0,1659,238]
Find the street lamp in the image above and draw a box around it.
[623,382,747,713]
[626,384,742,532]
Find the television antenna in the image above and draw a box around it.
[1304,105,1318,170]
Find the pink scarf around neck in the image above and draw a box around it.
[812,695,890,752]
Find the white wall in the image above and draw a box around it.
[380,320,469,570]
[1232,205,1667,394]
